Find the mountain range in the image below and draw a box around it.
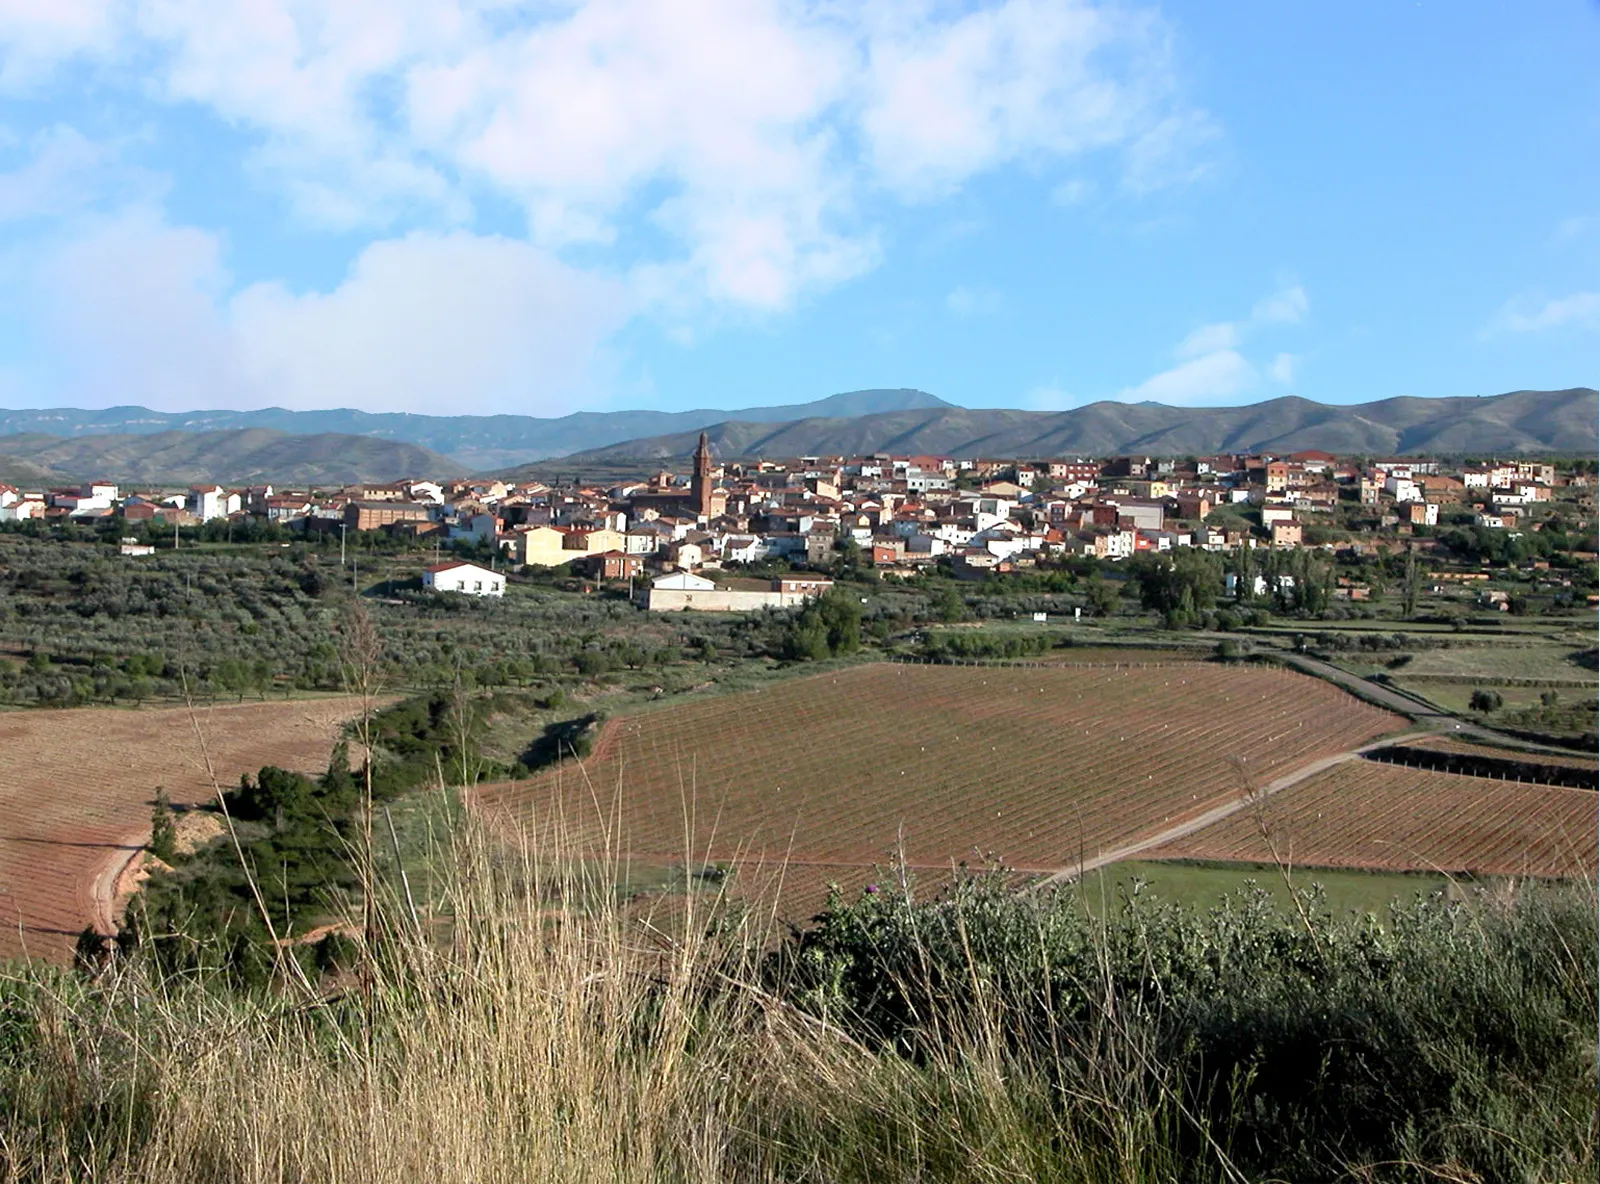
[0,430,462,488]
[545,388,1598,467]
[0,388,1590,487]
[0,389,951,470]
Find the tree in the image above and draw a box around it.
[934,585,966,623]
[149,787,177,863]
[781,589,862,661]
[1129,550,1222,626]
[1401,545,1421,619]
[1084,574,1120,618]
[1468,689,1503,713]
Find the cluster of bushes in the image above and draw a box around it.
[114,689,499,983]
[773,871,1597,1182]
[920,631,1054,660]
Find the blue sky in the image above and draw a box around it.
[0,0,1594,418]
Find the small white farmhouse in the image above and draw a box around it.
[423,560,505,597]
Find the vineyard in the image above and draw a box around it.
[1144,760,1597,878]
[1398,733,1599,771]
[472,662,1403,915]
[0,697,370,962]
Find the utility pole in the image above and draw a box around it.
[173,514,179,551]
[340,522,347,566]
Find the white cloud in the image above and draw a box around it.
[1122,281,1306,405]
[1050,178,1093,207]
[946,283,1002,318]
[33,209,245,409]
[1175,320,1238,359]
[1121,109,1220,194]
[0,0,1219,411]
[1487,291,1600,335]
[1555,214,1594,240]
[1121,349,1257,405]
[1250,283,1308,324]
[233,231,629,414]
[23,214,627,414]
[1,0,1211,309]
[0,0,120,88]
[0,125,114,221]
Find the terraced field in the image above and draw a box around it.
[472,662,1404,916]
[1144,760,1596,878]
[0,698,371,962]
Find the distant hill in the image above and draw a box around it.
[0,429,462,487]
[0,389,953,470]
[543,388,1599,466]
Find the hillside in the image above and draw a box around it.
[545,387,1598,464]
[0,429,462,486]
[0,389,952,469]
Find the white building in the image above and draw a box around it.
[189,485,226,521]
[423,560,505,597]
[0,498,45,521]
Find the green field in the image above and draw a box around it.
[1086,859,1457,916]
[1395,644,1596,682]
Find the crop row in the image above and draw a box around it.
[1144,761,1596,878]
[474,663,1403,879]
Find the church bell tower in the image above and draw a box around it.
[691,432,713,517]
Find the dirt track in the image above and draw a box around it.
[0,697,371,963]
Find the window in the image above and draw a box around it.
[474,581,482,591]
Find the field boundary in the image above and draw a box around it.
[889,655,1205,671]
[1386,674,1596,688]
[1364,745,1598,790]
[1035,730,1434,888]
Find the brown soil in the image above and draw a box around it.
[0,697,378,963]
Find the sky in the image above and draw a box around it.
[0,0,1595,419]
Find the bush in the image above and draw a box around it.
[1469,688,1503,712]
[775,872,1598,1182]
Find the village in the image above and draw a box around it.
[0,433,1591,612]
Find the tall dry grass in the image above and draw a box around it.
[0,815,1213,1184]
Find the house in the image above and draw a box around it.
[642,571,833,612]
[1404,502,1439,527]
[517,525,573,567]
[562,527,626,556]
[118,537,155,557]
[665,539,704,570]
[0,497,46,521]
[1270,521,1304,547]
[264,496,313,522]
[344,500,432,531]
[423,561,505,597]
[584,551,643,581]
[189,486,226,521]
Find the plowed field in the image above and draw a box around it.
[0,698,372,963]
[1143,760,1597,878]
[472,663,1404,915]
